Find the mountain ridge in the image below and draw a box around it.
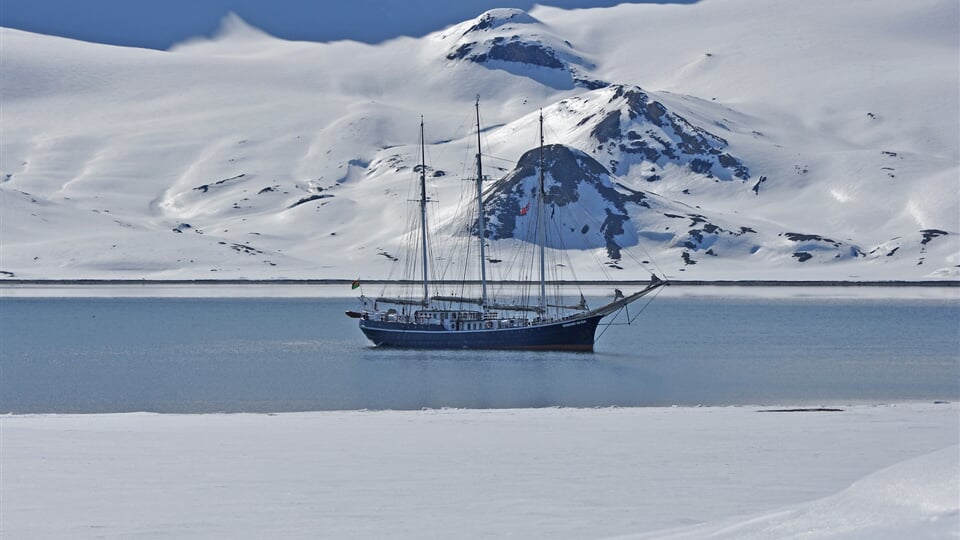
[1,1,957,281]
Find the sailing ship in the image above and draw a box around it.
[346,101,665,351]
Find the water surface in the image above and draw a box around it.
[1,291,957,412]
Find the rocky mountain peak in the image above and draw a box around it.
[480,144,646,259]
[442,9,606,90]
[565,85,751,180]
[459,8,537,35]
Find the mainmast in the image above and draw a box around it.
[474,97,489,308]
[418,117,430,305]
[537,110,547,316]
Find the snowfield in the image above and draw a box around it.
[1,0,958,281]
[2,403,957,539]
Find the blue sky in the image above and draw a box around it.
[0,0,691,49]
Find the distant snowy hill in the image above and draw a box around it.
[441,8,607,90]
[1,0,957,281]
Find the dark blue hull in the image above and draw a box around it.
[359,314,604,351]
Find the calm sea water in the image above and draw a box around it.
[1,291,957,412]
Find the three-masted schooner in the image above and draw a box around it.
[346,101,665,351]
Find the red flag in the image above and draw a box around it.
[519,202,530,216]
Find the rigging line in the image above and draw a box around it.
[387,162,419,298]
[593,306,623,343]
[593,249,613,282]
[624,241,666,282]
[436,143,475,282]
[543,117,565,151]
[528,110,667,281]
[423,123,449,299]
[478,153,517,165]
[566,192,659,278]
[554,217,585,301]
[609,215,667,280]
[544,206,571,314]
[628,283,665,324]
[510,238,530,304]
[615,208,668,279]
[396,129,424,300]
[602,195,667,279]
[561,202,613,283]
[594,282,666,344]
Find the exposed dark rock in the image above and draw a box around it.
[486,41,563,68]
[194,173,245,193]
[575,78,610,90]
[600,209,627,259]
[288,194,334,209]
[229,243,263,256]
[482,144,648,260]
[581,85,751,180]
[613,183,650,208]
[689,159,713,175]
[447,43,475,60]
[591,112,621,144]
[752,175,767,195]
[920,229,948,245]
[784,232,838,245]
[793,252,813,262]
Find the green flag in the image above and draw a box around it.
[351,278,360,290]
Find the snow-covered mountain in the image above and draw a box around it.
[1,0,957,281]
[441,8,607,90]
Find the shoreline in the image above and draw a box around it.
[3,400,954,417]
[2,278,958,287]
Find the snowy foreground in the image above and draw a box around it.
[3,403,957,539]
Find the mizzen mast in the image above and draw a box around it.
[474,97,489,308]
[418,117,430,305]
[537,110,547,316]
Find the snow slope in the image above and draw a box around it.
[2,404,957,539]
[1,0,957,280]
[633,445,960,539]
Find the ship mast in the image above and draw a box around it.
[474,98,489,308]
[537,110,546,316]
[419,117,429,305]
